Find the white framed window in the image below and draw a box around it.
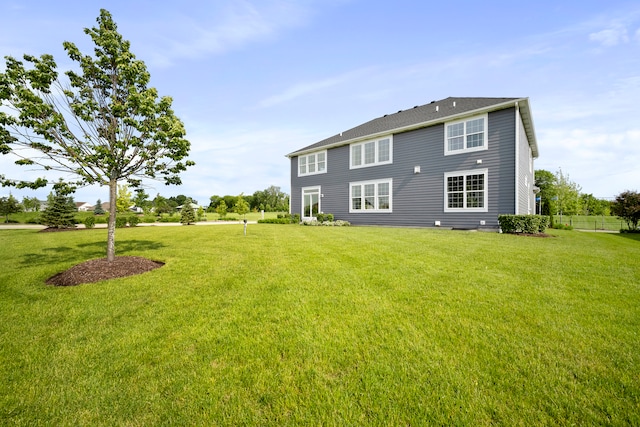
[350,136,393,169]
[298,151,327,176]
[445,114,488,155]
[350,179,392,213]
[444,169,488,212]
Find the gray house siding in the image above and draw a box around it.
[291,108,521,229]
[516,109,535,214]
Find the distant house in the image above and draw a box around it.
[76,202,93,212]
[176,202,201,211]
[287,97,539,230]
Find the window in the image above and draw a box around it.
[445,114,487,155]
[444,169,488,212]
[350,179,392,213]
[350,137,393,168]
[298,151,327,176]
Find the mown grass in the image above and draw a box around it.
[0,225,639,425]
[3,210,284,225]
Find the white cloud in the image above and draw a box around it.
[536,127,640,197]
[589,25,629,46]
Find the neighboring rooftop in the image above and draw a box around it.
[287,97,538,158]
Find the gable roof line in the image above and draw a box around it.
[286,97,538,158]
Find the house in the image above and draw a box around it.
[176,202,201,211]
[286,97,539,229]
[76,202,93,212]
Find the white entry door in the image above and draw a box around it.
[302,187,320,220]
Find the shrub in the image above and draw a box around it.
[552,223,573,231]
[83,216,96,229]
[141,215,156,224]
[258,213,301,225]
[302,220,351,227]
[258,218,296,224]
[316,213,325,223]
[158,215,181,223]
[115,216,128,228]
[498,215,549,234]
[128,216,140,227]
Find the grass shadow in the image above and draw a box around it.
[20,240,166,267]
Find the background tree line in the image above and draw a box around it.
[535,168,640,231]
[536,168,612,217]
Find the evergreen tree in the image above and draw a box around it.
[180,198,196,225]
[41,188,76,228]
[94,199,105,215]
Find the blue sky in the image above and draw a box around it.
[1,0,639,205]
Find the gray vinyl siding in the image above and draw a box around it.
[516,109,535,214]
[290,108,518,229]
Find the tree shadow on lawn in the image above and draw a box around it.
[20,240,166,267]
[616,231,640,242]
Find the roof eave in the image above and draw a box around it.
[286,98,536,158]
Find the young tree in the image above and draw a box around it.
[216,200,227,219]
[21,196,41,212]
[611,190,640,230]
[554,168,581,216]
[0,10,193,262]
[94,199,105,215]
[116,184,133,213]
[0,194,21,222]
[133,188,151,213]
[234,193,250,219]
[180,197,196,225]
[40,186,76,229]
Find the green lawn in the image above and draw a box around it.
[1,225,639,425]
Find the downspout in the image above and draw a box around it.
[514,102,520,215]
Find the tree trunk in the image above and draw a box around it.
[106,178,117,262]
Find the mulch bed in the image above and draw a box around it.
[46,256,164,286]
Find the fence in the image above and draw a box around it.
[553,215,630,231]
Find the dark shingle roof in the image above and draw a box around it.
[287,97,538,158]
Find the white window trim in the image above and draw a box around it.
[444,113,488,156]
[349,136,393,169]
[444,169,488,213]
[298,150,327,177]
[349,178,393,213]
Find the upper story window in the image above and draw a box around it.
[350,136,392,169]
[445,114,487,155]
[298,151,327,176]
